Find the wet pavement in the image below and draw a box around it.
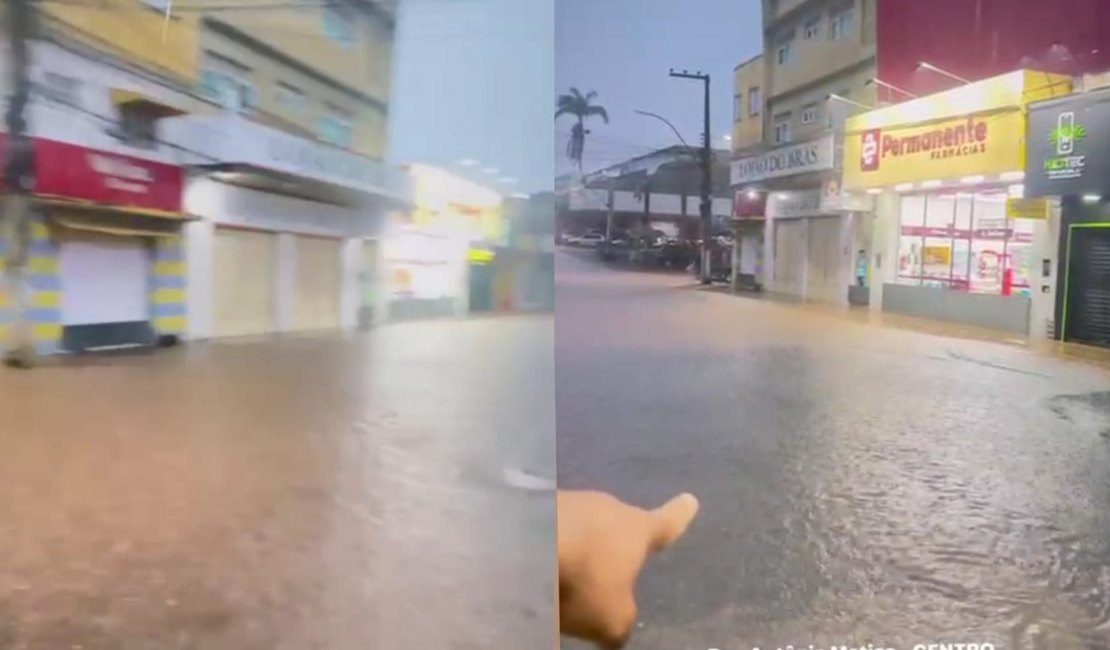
[0,315,555,649]
[555,250,1110,650]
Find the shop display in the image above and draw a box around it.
[896,191,1037,296]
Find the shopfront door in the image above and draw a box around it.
[773,219,806,297]
[58,230,153,350]
[1065,227,1110,348]
[292,235,341,332]
[805,216,844,303]
[213,227,277,338]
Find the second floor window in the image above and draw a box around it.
[201,53,254,114]
[733,93,743,122]
[318,107,354,148]
[115,103,159,148]
[801,103,818,125]
[275,82,307,116]
[804,16,821,40]
[323,3,356,46]
[776,40,794,65]
[773,114,791,144]
[749,86,762,117]
[830,5,854,40]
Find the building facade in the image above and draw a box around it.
[1025,86,1110,348]
[0,0,407,354]
[841,69,1070,336]
[731,54,765,154]
[730,0,877,302]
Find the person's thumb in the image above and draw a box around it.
[647,492,699,554]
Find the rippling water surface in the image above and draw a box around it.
[556,251,1110,650]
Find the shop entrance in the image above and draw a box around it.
[291,235,341,332]
[58,231,154,351]
[1064,226,1110,348]
[213,227,277,338]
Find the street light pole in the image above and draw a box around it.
[670,69,712,284]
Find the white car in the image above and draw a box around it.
[578,233,605,247]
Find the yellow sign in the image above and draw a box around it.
[923,245,951,266]
[1006,197,1048,220]
[844,111,1024,189]
[842,69,1071,190]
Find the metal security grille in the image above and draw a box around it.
[1067,228,1110,347]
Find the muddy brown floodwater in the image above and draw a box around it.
[0,315,555,650]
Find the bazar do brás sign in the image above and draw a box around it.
[730,135,833,185]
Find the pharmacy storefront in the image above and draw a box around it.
[730,135,850,302]
[842,69,1070,335]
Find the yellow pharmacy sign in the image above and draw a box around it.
[842,69,1071,190]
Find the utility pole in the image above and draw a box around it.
[669,69,712,284]
[3,0,36,368]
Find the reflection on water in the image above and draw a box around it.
[556,250,1110,650]
[0,317,555,649]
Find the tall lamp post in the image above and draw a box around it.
[669,69,713,284]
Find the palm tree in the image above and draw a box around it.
[555,88,609,173]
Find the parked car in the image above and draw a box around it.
[578,233,606,247]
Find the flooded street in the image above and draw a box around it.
[555,251,1110,650]
[0,316,555,649]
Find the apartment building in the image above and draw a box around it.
[0,0,410,354]
[196,1,394,157]
[730,0,877,303]
[731,54,765,155]
[165,1,409,340]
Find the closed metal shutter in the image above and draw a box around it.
[292,235,341,332]
[213,228,277,338]
[1066,228,1110,347]
[773,220,805,297]
[805,216,844,303]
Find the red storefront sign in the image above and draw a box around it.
[733,189,767,218]
[0,135,183,213]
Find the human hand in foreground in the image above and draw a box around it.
[557,490,699,649]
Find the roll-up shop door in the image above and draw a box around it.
[292,235,341,331]
[1065,227,1110,348]
[58,230,152,350]
[773,219,806,297]
[213,227,277,338]
[805,216,844,303]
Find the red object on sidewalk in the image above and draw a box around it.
[1002,268,1013,296]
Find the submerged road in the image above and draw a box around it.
[556,250,1110,650]
[0,315,555,649]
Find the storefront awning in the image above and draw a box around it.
[161,113,414,206]
[35,196,197,221]
[109,88,186,119]
[43,199,195,239]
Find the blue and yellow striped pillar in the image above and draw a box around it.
[0,216,63,354]
[150,235,186,337]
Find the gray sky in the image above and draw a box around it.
[555,0,762,177]
[388,0,555,195]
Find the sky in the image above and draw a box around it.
[555,0,763,178]
[388,0,555,195]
